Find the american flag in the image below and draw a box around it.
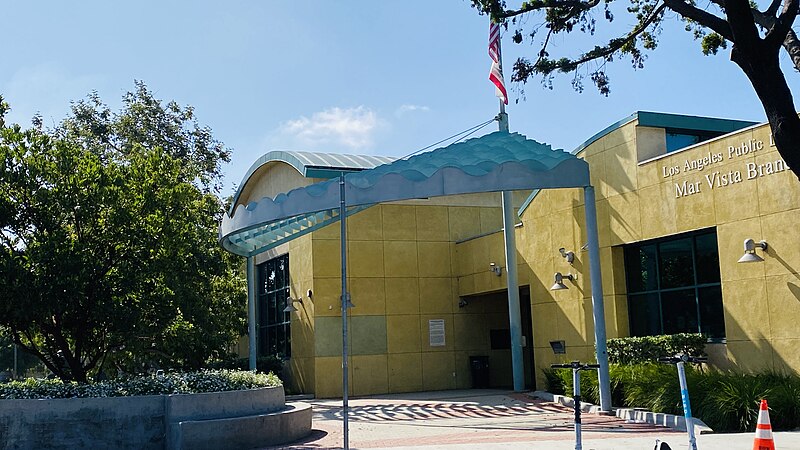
[488,21,508,105]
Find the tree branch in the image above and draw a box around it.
[535,28,556,67]
[85,346,105,374]
[751,6,800,73]
[15,329,63,378]
[662,0,734,40]
[722,0,762,51]
[532,3,667,74]
[765,0,799,49]
[499,0,601,18]
[765,0,783,16]
[707,0,800,73]
[0,229,15,248]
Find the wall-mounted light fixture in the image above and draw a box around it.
[737,238,768,263]
[283,297,303,313]
[551,272,576,291]
[458,298,468,308]
[558,247,575,264]
[306,289,313,299]
[489,262,503,276]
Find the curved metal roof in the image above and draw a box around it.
[221,132,590,256]
[230,150,396,213]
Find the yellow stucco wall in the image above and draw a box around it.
[304,203,520,397]
[245,234,317,395]
[512,119,799,387]
[239,117,798,397]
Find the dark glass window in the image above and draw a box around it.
[624,244,658,293]
[666,133,702,152]
[628,292,661,337]
[665,129,726,153]
[624,229,725,339]
[658,238,693,289]
[695,233,721,285]
[257,254,291,358]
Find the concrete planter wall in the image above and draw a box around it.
[0,386,311,450]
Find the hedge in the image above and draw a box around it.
[0,369,281,399]
[207,355,284,375]
[606,333,707,364]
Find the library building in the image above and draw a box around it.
[220,111,798,398]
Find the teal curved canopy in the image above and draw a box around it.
[229,150,396,215]
[220,131,590,256]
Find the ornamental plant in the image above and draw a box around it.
[606,333,707,364]
[543,364,800,432]
[0,370,280,400]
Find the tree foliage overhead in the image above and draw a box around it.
[0,83,246,382]
[471,0,800,179]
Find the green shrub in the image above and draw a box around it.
[606,333,707,364]
[619,363,682,414]
[542,368,567,395]
[697,372,770,431]
[542,365,604,405]
[207,355,284,375]
[764,373,800,431]
[540,363,800,432]
[0,369,280,399]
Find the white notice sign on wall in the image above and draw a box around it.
[429,319,445,347]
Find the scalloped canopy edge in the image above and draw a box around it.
[221,131,590,256]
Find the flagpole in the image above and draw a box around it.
[488,19,612,409]
[491,19,523,392]
[497,82,508,132]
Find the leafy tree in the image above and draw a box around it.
[472,0,800,179]
[0,83,246,382]
[0,327,45,377]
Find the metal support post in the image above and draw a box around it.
[339,173,350,450]
[582,186,612,412]
[501,191,524,391]
[246,256,257,371]
[496,70,523,392]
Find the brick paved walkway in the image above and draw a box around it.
[260,390,683,449]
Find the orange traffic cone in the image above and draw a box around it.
[753,399,776,450]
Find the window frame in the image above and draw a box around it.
[256,253,292,359]
[624,228,725,341]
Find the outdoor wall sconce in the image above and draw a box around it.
[551,272,576,291]
[283,297,303,313]
[489,262,503,276]
[558,247,575,264]
[737,238,768,263]
[458,298,468,308]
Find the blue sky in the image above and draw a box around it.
[3,1,798,194]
